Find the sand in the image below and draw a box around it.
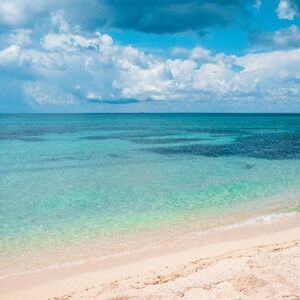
[0,213,300,300]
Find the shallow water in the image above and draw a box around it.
[0,113,300,276]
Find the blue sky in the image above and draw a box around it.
[0,0,300,112]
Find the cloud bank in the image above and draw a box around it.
[0,1,299,112]
[0,12,299,111]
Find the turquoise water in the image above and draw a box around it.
[0,113,300,275]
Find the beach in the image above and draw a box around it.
[0,212,299,300]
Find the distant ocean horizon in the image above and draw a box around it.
[0,113,299,276]
[1,112,300,114]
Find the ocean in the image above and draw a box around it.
[0,113,299,276]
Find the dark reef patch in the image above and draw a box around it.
[129,138,207,145]
[41,156,78,162]
[238,162,255,170]
[108,153,130,159]
[79,132,180,141]
[20,137,45,142]
[144,133,300,160]
[122,132,180,139]
[0,135,45,142]
[80,135,118,140]
[186,128,248,136]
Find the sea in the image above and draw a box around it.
[0,113,299,276]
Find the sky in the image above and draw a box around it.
[0,0,300,112]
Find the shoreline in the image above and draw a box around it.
[0,211,299,299]
[0,210,296,280]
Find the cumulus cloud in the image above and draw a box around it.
[0,1,28,27]
[0,13,300,110]
[171,46,212,61]
[276,0,299,20]
[0,0,56,28]
[250,25,300,49]
[190,47,212,61]
[23,81,78,105]
[273,25,300,47]
[0,44,21,65]
[7,29,32,46]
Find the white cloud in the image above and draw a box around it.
[276,0,297,20]
[254,0,261,10]
[190,46,211,61]
[273,25,300,47]
[171,47,189,56]
[0,13,300,108]
[251,25,300,49]
[237,48,300,72]
[171,46,212,61]
[0,0,53,27]
[23,81,78,105]
[0,2,27,27]
[8,29,32,46]
[0,44,21,64]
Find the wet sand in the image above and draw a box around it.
[0,213,299,300]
